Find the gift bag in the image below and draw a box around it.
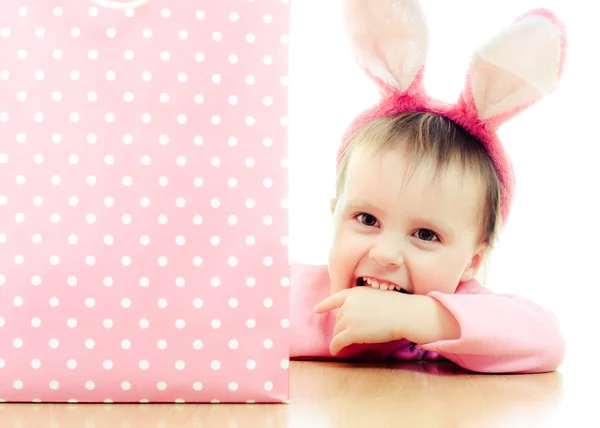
[0,0,290,403]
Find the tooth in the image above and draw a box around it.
[365,277,371,285]
[371,279,380,289]
[381,282,390,290]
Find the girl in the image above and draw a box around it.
[290,0,567,373]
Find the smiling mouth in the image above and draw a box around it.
[356,277,410,294]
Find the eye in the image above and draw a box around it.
[415,229,439,242]
[356,213,379,227]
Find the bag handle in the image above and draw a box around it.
[89,0,151,10]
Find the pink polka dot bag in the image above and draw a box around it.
[0,0,290,403]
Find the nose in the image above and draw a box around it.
[369,236,404,267]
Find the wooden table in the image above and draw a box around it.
[0,359,593,427]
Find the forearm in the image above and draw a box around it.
[394,295,461,344]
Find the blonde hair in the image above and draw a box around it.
[336,111,503,247]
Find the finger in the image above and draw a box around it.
[330,329,355,356]
[313,289,349,314]
[333,315,346,337]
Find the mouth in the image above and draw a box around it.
[356,277,410,294]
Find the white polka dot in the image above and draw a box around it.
[67,318,78,328]
[160,51,170,61]
[197,10,206,20]
[49,297,60,307]
[142,71,152,81]
[140,277,150,287]
[68,234,78,245]
[13,338,23,348]
[139,319,149,329]
[123,133,133,144]
[104,197,114,207]
[85,381,95,390]
[157,298,168,310]
[193,256,203,266]
[89,6,99,17]
[193,177,204,187]
[264,382,273,392]
[142,28,152,38]
[246,277,256,287]
[141,155,151,165]
[102,359,112,369]
[175,360,185,370]
[195,53,205,63]
[178,30,188,40]
[139,360,149,370]
[141,113,151,123]
[103,319,113,329]
[213,32,222,41]
[263,55,273,65]
[35,70,45,80]
[193,382,203,391]
[104,235,114,245]
[229,339,239,349]
[121,340,131,350]
[121,381,131,391]
[210,360,221,370]
[211,319,221,329]
[246,199,256,208]
[246,116,255,126]
[13,296,23,307]
[193,298,203,308]
[122,256,132,266]
[263,137,273,147]
[177,114,187,124]
[67,277,77,286]
[14,254,24,264]
[264,256,273,266]
[228,136,238,146]
[161,8,171,18]
[229,54,238,64]
[121,298,131,308]
[263,96,273,106]
[210,198,220,208]
[263,215,273,226]
[176,156,187,166]
[122,176,133,187]
[31,276,42,286]
[211,157,221,167]
[263,14,273,23]
[263,298,274,308]
[158,215,168,225]
[34,112,44,122]
[67,359,77,369]
[228,215,238,224]
[51,175,61,185]
[18,49,28,59]
[70,70,80,80]
[13,381,23,390]
[158,256,168,267]
[105,113,115,123]
[140,235,150,245]
[228,382,238,391]
[193,340,203,350]
[212,74,221,84]
[31,318,41,328]
[246,318,256,328]
[264,339,273,349]
[157,381,168,391]
[106,28,116,38]
[246,360,256,370]
[106,70,116,81]
[176,319,186,329]
[246,33,256,43]
[88,92,98,102]
[70,27,80,37]
[1,27,11,37]
[85,298,95,308]
[49,338,59,348]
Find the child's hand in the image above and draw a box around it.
[313,286,408,355]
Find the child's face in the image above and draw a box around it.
[328,143,488,295]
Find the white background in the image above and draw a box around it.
[288,0,600,370]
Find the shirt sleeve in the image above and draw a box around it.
[420,280,565,373]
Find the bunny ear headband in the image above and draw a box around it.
[338,0,567,225]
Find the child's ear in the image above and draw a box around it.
[460,243,489,282]
[330,198,338,215]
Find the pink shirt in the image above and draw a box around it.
[290,263,565,373]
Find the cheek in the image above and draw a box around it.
[408,251,463,294]
[328,228,362,292]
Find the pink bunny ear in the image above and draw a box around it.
[463,9,566,128]
[343,0,429,94]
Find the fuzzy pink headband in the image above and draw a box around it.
[338,0,567,225]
